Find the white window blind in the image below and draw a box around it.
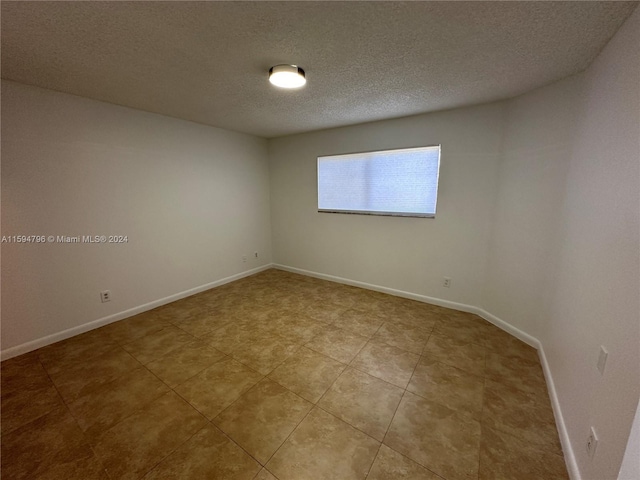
[317,146,441,217]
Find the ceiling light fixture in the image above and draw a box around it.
[269,64,306,89]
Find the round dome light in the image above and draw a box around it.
[269,64,306,89]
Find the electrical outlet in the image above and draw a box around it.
[586,427,598,459]
[242,255,247,263]
[254,251,258,258]
[597,346,608,375]
[443,277,451,288]
[100,290,111,303]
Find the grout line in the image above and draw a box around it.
[372,441,448,480]
[260,313,393,467]
[140,422,210,478]
[36,356,113,478]
[259,395,316,467]
[206,418,266,469]
[313,402,383,443]
[381,388,408,447]
[377,325,425,452]
[5,269,560,478]
[363,443,383,479]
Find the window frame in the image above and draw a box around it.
[316,145,441,219]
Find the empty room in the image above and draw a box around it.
[1,2,638,480]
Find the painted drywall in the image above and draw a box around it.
[1,80,272,352]
[545,8,639,479]
[2,5,637,476]
[269,103,504,307]
[618,399,640,479]
[483,74,581,339]
[269,8,639,477]
[484,7,639,479]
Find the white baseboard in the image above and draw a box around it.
[274,263,579,480]
[2,261,579,479]
[275,263,479,310]
[538,344,581,480]
[474,307,539,349]
[0,264,273,361]
[274,264,539,348]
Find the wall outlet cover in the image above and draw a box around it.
[586,427,598,459]
[597,346,608,375]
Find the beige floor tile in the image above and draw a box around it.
[49,347,142,403]
[383,303,439,330]
[384,391,481,480]
[214,378,313,464]
[482,325,539,361]
[38,330,119,376]
[432,317,486,346]
[367,444,441,480]
[254,468,279,479]
[1,406,107,480]
[231,335,301,375]
[154,302,211,324]
[408,356,484,419]
[91,392,207,480]
[199,292,236,308]
[268,347,345,403]
[204,322,263,354]
[320,289,359,309]
[236,300,282,320]
[192,298,232,312]
[304,325,368,363]
[98,312,170,345]
[266,407,380,480]
[145,340,226,387]
[175,357,263,419]
[485,351,547,397]
[2,269,563,480]
[300,302,346,324]
[1,379,64,435]
[483,380,562,455]
[27,450,109,480]
[268,313,327,344]
[373,321,432,354]
[0,352,51,394]
[144,424,261,479]
[350,340,419,388]
[269,294,312,312]
[333,308,386,337]
[121,325,195,364]
[354,297,400,317]
[176,311,234,337]
[422,333,487,376]
[318,367,403,441]
[67,368,170,438]
[479,425,569,480]
[247,287,283,304]
[237,315,278,334]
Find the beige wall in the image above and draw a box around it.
[269,103,504,307]
[1,80,272,353]
[1,7,638,479]
[618,400,640,479]
[544,8,639,479]
[483,74,580,339]
[483,8,639,479]
[268,9,639,479]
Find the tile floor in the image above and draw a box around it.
[0,269,569,479]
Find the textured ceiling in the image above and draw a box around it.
[1,1,637,138]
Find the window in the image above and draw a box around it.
[317,145,441,218]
